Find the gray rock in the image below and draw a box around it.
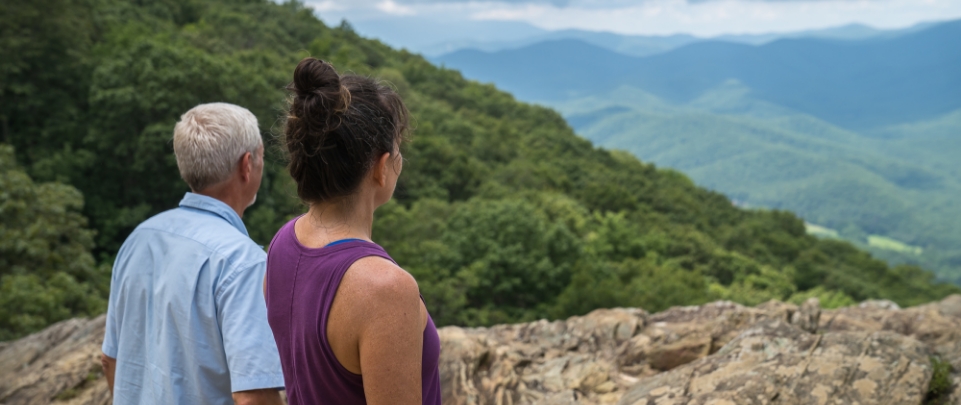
[939,294,961,319]
[439,308,647,405]
[0,315,109,405]
[792,297,821,333]
[617,319,932,405]
[859,299,901,310]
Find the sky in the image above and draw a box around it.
[306,0,961,37]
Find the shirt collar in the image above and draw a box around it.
[179,192,249,237]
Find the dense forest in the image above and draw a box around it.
[1,0,958,340]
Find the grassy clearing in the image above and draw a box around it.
[805,223,840,239]
[868,235,923,255]
[804,223,923,255]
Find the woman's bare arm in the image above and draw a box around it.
[351,259,426,405]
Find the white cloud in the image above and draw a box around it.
[309,0,345,12]
[306,0,961,37]
[467,0,961,36]
[472,3,552,20]
[376,0,418,15]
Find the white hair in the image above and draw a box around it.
[173,103,262,191]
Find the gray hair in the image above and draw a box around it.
[173,103,262,191]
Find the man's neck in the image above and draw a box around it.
[195,184,247,219]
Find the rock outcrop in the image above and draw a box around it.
[0,315,109,405]
[438,296,960,405]
[618,319,932,404]
[2,296,959,405]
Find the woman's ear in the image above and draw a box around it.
[372,152,391,187]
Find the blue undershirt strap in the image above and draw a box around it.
[324,238,366,247]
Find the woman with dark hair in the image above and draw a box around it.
[264,58,441,405]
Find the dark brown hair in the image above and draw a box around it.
[283,58,409,204]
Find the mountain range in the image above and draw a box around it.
[352,18,940,58]
[436,20,961,129]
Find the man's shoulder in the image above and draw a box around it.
[129,208,265,264]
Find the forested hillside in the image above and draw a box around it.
[1,0,957,340]
[553,84,961,283]
[435,26,961,284]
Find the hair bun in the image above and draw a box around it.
[283,58,411,204]
[288,58,351,132]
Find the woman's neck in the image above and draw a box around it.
[304,195,376,242]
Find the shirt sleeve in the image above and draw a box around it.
[101,251,124,358]
[216,260,286,392]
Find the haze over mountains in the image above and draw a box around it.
[431,19,961,282]
[352,18,941,58]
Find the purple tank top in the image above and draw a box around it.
[264,218,442,405]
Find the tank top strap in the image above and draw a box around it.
[322,241,397,272]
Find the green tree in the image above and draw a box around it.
[440,198,580,325]
[0,145,108,340]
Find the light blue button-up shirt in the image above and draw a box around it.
[103,193,284,404]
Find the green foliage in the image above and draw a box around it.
[0,145,108,340]
[710,264,797,307]
[442,199,579,324]
[553,258,712,317]
[2,0,959,340]
[926,356,953,405]
[787,287,856,309]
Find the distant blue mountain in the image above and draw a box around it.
[353,17,941,58]
[435,20,961,130]
[422,29,702,58]
[436,40,638,100]
[348,17,546,53]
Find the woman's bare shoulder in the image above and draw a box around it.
[342,257,421,311]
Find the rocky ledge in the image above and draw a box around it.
[2,296,959,405]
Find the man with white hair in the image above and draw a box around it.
[101,103,284,405]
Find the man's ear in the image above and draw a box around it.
[372,152,391,187]
[240,152,252,182]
